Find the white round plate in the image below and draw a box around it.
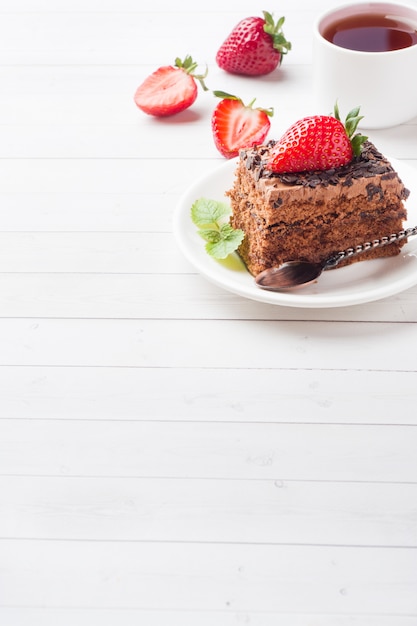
[173,157,417,308]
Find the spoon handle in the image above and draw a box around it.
[325,225,417,269]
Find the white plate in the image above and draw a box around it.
[173,157,417,308]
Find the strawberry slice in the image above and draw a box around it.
[266,104,367,173]
[211,92,273,159]
[134,55,208,117]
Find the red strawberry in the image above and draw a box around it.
[134,55,208,117]
[211,92,273,159]
[216,11,291,76]
[266,104,368,173]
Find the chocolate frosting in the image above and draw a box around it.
[242,140,405,190]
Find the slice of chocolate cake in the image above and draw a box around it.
[227,141,409,277]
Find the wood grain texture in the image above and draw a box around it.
[1,0,417,624]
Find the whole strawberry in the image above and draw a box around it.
[134,55,208,117]
[216,11,291,76]
[266,104,368,173]
[211,91,273,159]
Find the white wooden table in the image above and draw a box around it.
[1,0,417,624]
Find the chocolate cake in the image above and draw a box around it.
[227,140,409,277]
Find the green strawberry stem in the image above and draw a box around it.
[263,11,292,58]
[175,55,209,91]
[334,102,368,156]
[212,91,274,117]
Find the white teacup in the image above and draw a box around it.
[313,2,417,129]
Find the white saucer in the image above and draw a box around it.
[173,157,417,308]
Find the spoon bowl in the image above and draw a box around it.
[255,225,417,291]
[256,260,326,289]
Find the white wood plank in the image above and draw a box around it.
[0,63,308,105]
[0,235,416,320]
[1,475,416,546]
[0,192,174,231]
[1,365,416,425]
[0,64,330,130]
[1,419,417,482]
[0,0,360,13]
[0,122,216,159]
[0,72,415,153]
[0,1,416,623]
[0,67,414,153]
[0,0,336,14]
[1,273,417,323]
[0,233,187,273]
[0,318,416,373]
[0,6,313,66]
[1,608,416,626]
[2,120,417,160]
[0,157,217,193]
[0,540,416,614]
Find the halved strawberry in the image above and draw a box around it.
[211,92,273,159]
[134,55,208,117]
[266,104,367,173]
[216,11,291,76]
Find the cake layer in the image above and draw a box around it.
[227,141,409,276]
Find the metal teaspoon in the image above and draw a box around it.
[255,225,417,291]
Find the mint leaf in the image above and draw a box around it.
[219,223,237,238]
[191,197,231,227]
[190,197,244,259]
[206,228,244,258]
[198,229,221,243]
[207,240,237,259]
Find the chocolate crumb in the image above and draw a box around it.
[366,183,384,201]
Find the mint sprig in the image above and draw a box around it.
[191,197,244,259]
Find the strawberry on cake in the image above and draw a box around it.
[227,105,409,277]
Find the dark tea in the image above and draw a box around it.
[322,12,417,51]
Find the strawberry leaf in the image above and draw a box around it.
[213,91,241,102]
[175,55,209,91]
[351,133,368,156]
[213,91,274,118]
[262,12,292,57]
[334,102,368,157]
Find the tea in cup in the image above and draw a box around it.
[313,2,417,128]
